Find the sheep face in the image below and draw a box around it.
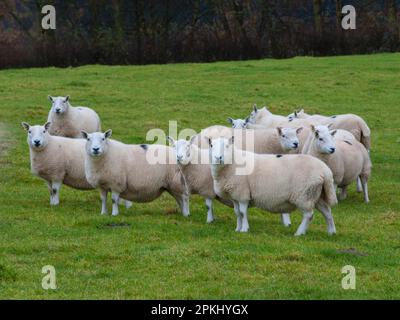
[247,104,258,124]
[174,139,193,165]
[22,122,51,150]
[288,109,305,121]
[82,130,112,158]
[312,125,337,154]
[227,117,249,129]
[49,96,70,115]
[208,137,234,165]
[277,127,302,151]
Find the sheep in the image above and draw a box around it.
[288,109,371,151]
[47,95,101,138]
[247,104,288,128]
[206,136,338,236]
[21,121,132,210]
[193,124,306,227]
[304,125,371,203]
[192,125,303,154]
[82,130,189,216]
[168,136,233,223]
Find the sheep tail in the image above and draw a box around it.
[322,168,338,207]
[359,118,371,151]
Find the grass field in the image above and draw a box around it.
[0,53,399,299]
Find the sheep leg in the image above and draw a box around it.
[356,176,363,192]
[49,181,61,206]
[205,198,214,223]
[111,191,120,216]
[239,201,249,232]
[338,186,348,201]
[100,189,108,215]
[118,198,133,209]
[294,210,313,236]
[361,176,370,203]
[233,201,242,232]
[281,213,291,227]
[316,200,336,235]
[181,194,190,217]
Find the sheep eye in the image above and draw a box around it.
[87,138,91,141]
[319,138,323,142]
[28,131,31,134]
[282,135,286,138]
[102,138,105,141]
[43,130,46,133]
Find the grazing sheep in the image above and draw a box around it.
[288,109,371,151]
[47,95,101,138]
[206,136,338,236]
[21,122,132,209]
[304,125,371,203]
[82,130,189,216]
[168,136,233,223]
[247,104,288,128]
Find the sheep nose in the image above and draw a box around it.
[34,140,40,146]
[330,147,335,153]
[293,142,299,148]
[92,147,100,153]
[177,155,183,162]
[55,108,61,113]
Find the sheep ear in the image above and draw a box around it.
[276,127,283,136]
[189,135,197,145]
[299,109,304,114]
[48,95,54,102]
[203,136,212,146]
[167,136,175,145]
[44,122,51,131]
[310,125,316,132]
[330,130,337,136]
[21,122,30,131]
[81,131,89,139]
[104,129,112,139]
[229,136,234,144]
[64,95,70,102]
[245,116,250,123]
[227,117,233,124]
[253,104,258,112]
[327,123,334,129]
[296,127,303,134]
[294,111,298,117]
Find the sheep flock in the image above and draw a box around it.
[22,97,372,236]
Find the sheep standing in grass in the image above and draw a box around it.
[193,124,305,227]
[304,125,371,203]
[168,136,232,223]
[21,122,132,209]
[288,109,371,151]
[82,130,189,216]
[47,95,101,138]
[247,104,288,128]
[206,136,338,236]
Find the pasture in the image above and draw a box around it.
[0,53,399,299]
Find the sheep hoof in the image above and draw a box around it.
[206,219,214,224]
[125,201,133,209]
[294,231,305,236]
[112,212,119,216]
[101,211,107,215]
[240,228,249,233]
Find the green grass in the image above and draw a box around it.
[0,53,399,299]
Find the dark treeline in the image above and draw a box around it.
[0,0,399,68]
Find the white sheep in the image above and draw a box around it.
[247,104,288,128]
[21,122,132,209]
[304,125,372,203]
[193,124,305,227]
[47,95,101,138]
[206,136,338,236]
[288,109,371,151]
[168,136,233,223]
[82,130,189,216]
